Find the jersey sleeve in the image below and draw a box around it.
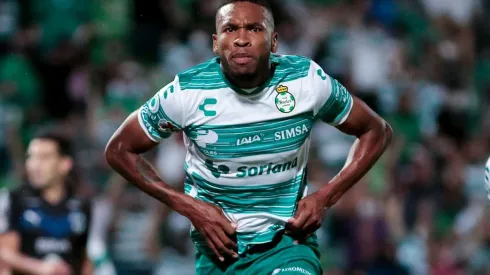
[0,190,14,233]
[137,76,185,142]
[309,61,353,126]
[485,157,490,201]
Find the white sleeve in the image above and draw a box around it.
[485,157,490,202]
[309,61,353,126]
[137,76,185,143]
[0,190,10,233]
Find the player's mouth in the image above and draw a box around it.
[231,53,254,65]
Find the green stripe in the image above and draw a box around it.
[139,104,177,140]
[191,224,284,254]
[184,177,193,194]
[192,172,303,192]
[189,111,313,132]
[331,92,352,124]
[178,55,311,91]
[196,195,296,215]
[316,76,352,123]
[191,173,306,216]
[186,112,313,159]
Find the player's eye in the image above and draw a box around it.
[224,27,235,33]
[251,28,261,32]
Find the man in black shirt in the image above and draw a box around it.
[0,132,92,275]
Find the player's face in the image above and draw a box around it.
[25,139,72,189]
[213,2,278,77]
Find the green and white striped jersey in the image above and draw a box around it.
[138,54,353,254]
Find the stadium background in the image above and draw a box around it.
[0,0,489,274]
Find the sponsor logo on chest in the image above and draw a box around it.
[274,124,309,141]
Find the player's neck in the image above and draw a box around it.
[223,64,272,89]
[41,181,66,205]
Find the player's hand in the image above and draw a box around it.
[40,261,72,275]
[286,192,326,244]
[185,199,238,261]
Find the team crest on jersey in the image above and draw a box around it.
[275,85,296,113]
[158,119,180,133]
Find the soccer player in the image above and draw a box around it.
[0,132,92,275]
[105,0,392,274]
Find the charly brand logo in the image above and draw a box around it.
[317,69,327,80]
[162,85,174,99]
[198,98,218,117]
[275,85,295,113]
[148,93,160,113]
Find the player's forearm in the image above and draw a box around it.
[0,258,11,275]
[0,248,46,275]
[105,150,194,216]
[81,255,93,275]
[317,120,392,206]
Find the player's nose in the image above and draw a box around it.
[234,29,251,47]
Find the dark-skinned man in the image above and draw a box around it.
[105,1,392,274]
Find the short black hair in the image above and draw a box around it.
[33,131,73,158]
[217,0,275,30]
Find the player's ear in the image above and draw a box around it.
[271,32,278,53]
[61,157,73,176]
[212,34,219,55]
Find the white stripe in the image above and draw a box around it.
[229,212,290,233]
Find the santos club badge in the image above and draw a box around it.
[275,85,295,113]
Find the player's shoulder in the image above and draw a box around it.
[271,54,324,84]
[177,57,225,91]
[271,54,312,72]
[6,185,33,199]
[1,185,37,208]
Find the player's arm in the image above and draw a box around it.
[0,233,48,275]
[314,63,391,204]
[0,192,70,275]
[81,252,93,275]
[104,79,238,261]
[287,63,392,239]
[104,111,192,213]
[319,96,392,203]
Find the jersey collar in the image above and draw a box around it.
[216,55,280,96]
